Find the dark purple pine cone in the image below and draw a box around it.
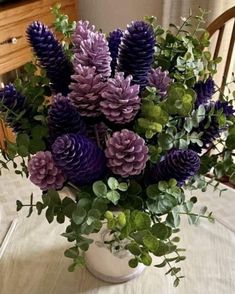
[100,72,140,124]
[117,21,155,89]
[105,129,148,177]
[69,65,106,117]
[0,83,26,131]
[151,149,200,186]
[28,151,66,191]
[48,94,87,141]
[193,77,215,107]
[27,21,72,95]
[190,101,235,153]
[52,133,106,186]
[108,29,123,76]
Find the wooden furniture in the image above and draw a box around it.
[0,0,77,149]
[207,6,235,93]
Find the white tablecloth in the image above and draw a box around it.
[0,168,235,294]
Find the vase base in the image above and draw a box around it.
[85,257,146,284]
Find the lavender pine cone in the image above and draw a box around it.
[48,94,86,141]
[147,67,172,98]
[52,133,106,186]
[105,129,148,177]
[69,65,106,117]
[74,31,111,78]
[28,151,66,191]
[72,20,95,53]
[100,72,140,124]
[117,21,155,89]
[26,21,72,95]
[193,77,215,107]
[151,149,200,185]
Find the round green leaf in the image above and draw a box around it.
[72,207,87,225]
[92,181,107,197]
[107,177,119,190]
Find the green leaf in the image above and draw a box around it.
[47,189,61,205]
[16,200,23,211]
[127,242,142,256]
[78,198,92,211]
[117,212,126,227]
[16,133,30,147]
[146,184,159,199]
[87,209,101,220]
[107,177,119,190]
[72,207,87,225]
[118,182,128,191]
[17,145,29,157]
[36,201,44,215]
[140,253,152,266]
[143,235,159,252]
[92,198,108,213]
[129,258,138,268]
[151,223,172,240]
[46,208,54,223]
[153,241,169,256]
[184,117,193,132]
[106,190,120,205]
[64,247,78,259]
[158,133,174,150]
[133,211,151,230]
[92,181,107,197]
[154,260,167,268]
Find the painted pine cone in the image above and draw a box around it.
[147,67,172,98]
[108,29,123,75]
[52,133,106,186]
[100,72,140,124]
[69,65,106,117]
[74,31,111,78]
[151,149,200,185]
[117,21,155,89]
[48,94,86,141]
[72,20,95,53]
[193,77,215,107]
[28,151,66,191]
[26,21,72,95]
[105,129,148,177]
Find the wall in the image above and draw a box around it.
[79,0,162,32]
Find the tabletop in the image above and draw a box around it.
[0,167,235,294]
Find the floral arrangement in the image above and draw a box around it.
[0,6,235,286]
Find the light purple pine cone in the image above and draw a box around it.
[105,129,148,177]
[69,65,106,117]
[100,72,140,124]
[147,67,172,98]
[72,20,95,53]
[28,151,66,191]
[74,32,112,78]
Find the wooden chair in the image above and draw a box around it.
[206,6,235,93]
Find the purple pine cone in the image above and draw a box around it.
[105,129,148,177]
[117,21,155,89]
[151,149,200,185]
[100,72,140,124]
[48,94,86,141]
[52,133,106,186]
[27,21,72,95]
[108,29,123,75]
[0,84,26,131]
[74,32,111,78]
[69,65,106,117]
[194,77,215,107]
[28,151,66,191]
[147,67,172,98]
[190,100,235,153]
[72,20,95,53]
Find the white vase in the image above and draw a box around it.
[84,224,145,283]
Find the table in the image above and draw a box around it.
[0,167,235,294]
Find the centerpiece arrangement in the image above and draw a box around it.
[0,5,234,286]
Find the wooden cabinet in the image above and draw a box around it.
[0,0,77,149]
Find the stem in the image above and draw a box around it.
[179,212,210,219]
